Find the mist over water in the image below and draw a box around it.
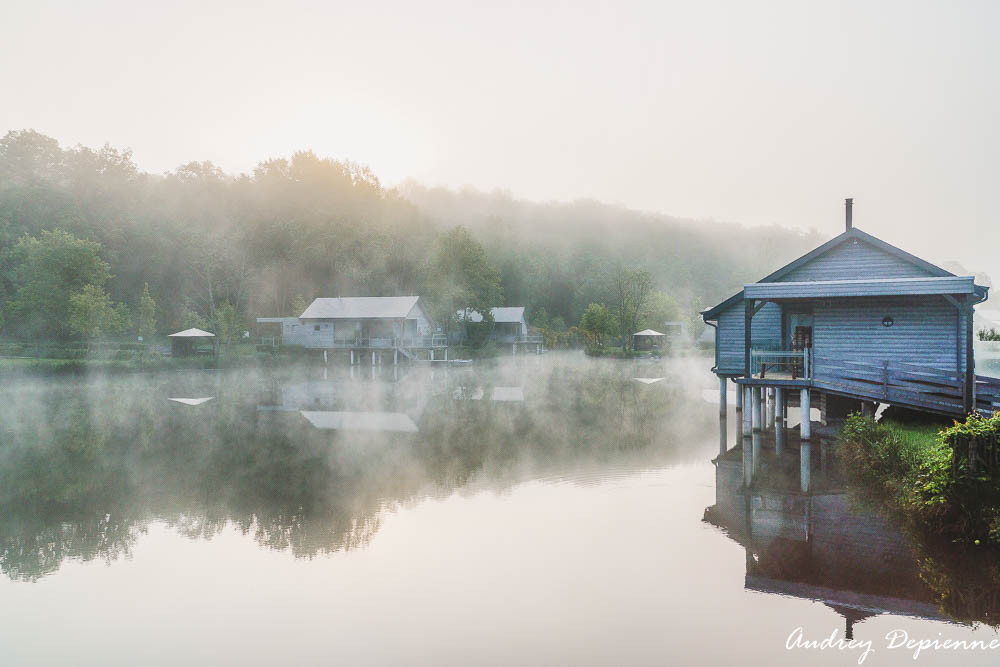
[1,353,998,665]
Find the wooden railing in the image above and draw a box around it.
[812,355,966,414]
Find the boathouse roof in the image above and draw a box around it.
[702,227,986,320]
[299,296,422,320]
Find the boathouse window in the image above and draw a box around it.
[314,324,321,331]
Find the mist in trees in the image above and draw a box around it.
[0,129,824,344]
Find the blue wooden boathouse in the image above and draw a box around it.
[703,199,1000,448]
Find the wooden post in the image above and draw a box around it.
[744,299,753,378]
[719,376,728,417]
[966,300,975,414]
[800,388,811,441]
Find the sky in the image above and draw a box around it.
[2,0,998,280]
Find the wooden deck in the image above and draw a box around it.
[737,354,1000,417]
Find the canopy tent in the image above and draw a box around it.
[632,329,665,351]
[168,328,215,357]
[168,328,215,338]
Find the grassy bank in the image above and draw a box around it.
[838,413,1000,544]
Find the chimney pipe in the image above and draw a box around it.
[845,198,853,231]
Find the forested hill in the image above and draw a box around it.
[0,129,822,341]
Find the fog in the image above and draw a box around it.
[0,353,717,582]
[3,1,998,282]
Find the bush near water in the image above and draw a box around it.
[838,412,1000,544]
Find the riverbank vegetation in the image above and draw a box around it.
[0,129,821,363]
[838,412,1000,545]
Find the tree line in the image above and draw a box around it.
[0,129,824,348]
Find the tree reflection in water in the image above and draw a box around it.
[0,356,706,581]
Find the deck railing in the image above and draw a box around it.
[750,348,811,379]
[812,355,967,414]
[492,334,544,344]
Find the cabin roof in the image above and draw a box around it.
[457,306,525,323]
[168,327,215,337]
[702,227,956,320]
[299,296,421,320]
[634,329,665,336]
[744,276,976,300]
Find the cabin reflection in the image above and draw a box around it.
[705,441,948,635]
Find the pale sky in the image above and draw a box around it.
[3,0,998,280]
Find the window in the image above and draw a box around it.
[314,325,321,332]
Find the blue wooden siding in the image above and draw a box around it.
[812,296,964,375]
[778,239,938,282]
[716,301,782,373]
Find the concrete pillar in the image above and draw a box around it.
[735,381,743,413]
[743,433,754,487]
[719,414,727,456]
[719,377,728,417]
[350,349,354,365]
[752,386,762,433]
[394,348,398,365]
[766,387,775,428]
[323,349,328,365]
[800,388,811,441]
[752,430,761,476]
[800,441,811,493]
[372,351,376,365]
[445,348,448,361]
[742,386,752,437]
[774,387,785,456]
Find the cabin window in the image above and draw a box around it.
[314,325,321,332]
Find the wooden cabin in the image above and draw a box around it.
[256,296,447,362]
[454,306,543,353]
[703,200,999,431]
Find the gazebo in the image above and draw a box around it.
[632,329,665,351]
[168,328,215,357]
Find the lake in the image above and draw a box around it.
[1,353,997,666]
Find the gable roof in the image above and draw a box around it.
[701,227,954,320]
[169,328,215,337]
[457,306,526,323]
[299,296,422,320]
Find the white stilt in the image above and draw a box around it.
[766,387,775,428]
[394,348,398,365]
[323,349,328,365]
[719,377,728,417]
[742,386,752,437]
[800,388,811,441]
[350,349,354,365]
[736,382,743,413]
[752,429,761,476]
[752,387,762,433]
[445,348,448,361]
[800,441,811,493]
[372,351,376,365]
[743,430,754,487]
[774,387,784,456]
[720,414,727,455]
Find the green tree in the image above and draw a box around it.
[288,294,309,317]
[613,266,654,351]
[5,230,112,340]
[430,226,503,336]
[68,284,131,340]
[579,303,614,346]
[137,282,157,339]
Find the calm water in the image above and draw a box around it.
[0,353,997,666]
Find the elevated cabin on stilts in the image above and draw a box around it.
[256,296,448,364]
[705,199,1000,487]
[453,306,543,355]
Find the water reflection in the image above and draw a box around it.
[0,356,707,582]
[706,421,1000,630]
